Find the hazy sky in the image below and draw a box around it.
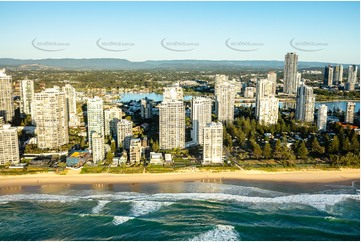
[0,1,359,63]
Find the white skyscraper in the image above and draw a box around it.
[87,97,104,150]
[191,97,212,145]
[33,88,69,149]
[267,72,277,94]
[243,87,254,98]
[0,124,20,165]
[141,97,153,119]
[333,65,343,85]
[20,79,34,116]
[346,65,358,91]
[163,83,183,102]
[116,119,133,149]
[347,65,358,84]
[203,122,223,165]
[215,76,235,123]
[62,84,79,127]
[317,105,328,131]
[159,84,185,150]
[104,106,123,138]
[0,69,14,122]
[215,74,228,85]
[345,102,355,123]
[295,82,315,123]
[159,101,185,150]
[91,132,104,163]
[257,96,279,126]
[283,52,299,94]
[255,79,279,126]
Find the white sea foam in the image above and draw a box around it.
[186,182,287,197]
[92,200,110,214]
[131,201,174,217]
[112,216,134,225]
[190,225,239,241]
[0,194,79,203]
[149,193,359,212]
[324,216,337,221]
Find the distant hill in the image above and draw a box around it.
[0,58,354,71]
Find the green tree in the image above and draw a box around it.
[110,140,116,153]
[342,137,351,152]
[224,134,233,148]
[273,140,283,159]
[338,129,345,151]
[151,139,159,152]
[311,138,324,155]
[297,141,309,159]
[328,136,340,154]
[263,143,272,159]
[236,130,246,147]
[281,146,296,161]
[106,151,114,165]
[252,141,262,159]
[80,137,87,149]
[350,134,360,153]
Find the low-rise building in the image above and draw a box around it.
[149,152,164,165]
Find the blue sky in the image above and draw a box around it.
[0,1,359,63]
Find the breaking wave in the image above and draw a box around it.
[92,200,110,214]
[190,225,239,241]
[112,216,134,225]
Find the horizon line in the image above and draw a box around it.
[0,57,359,65]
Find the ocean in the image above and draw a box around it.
[0,180,359,241]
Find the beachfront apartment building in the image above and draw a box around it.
[215,76,235,123]
[104,106,123,138]
[32,88,69,149]
[129,138,142,165]
[116,119,133,149]
[91,132,104,163]
[191,97,212,145]
[159,83,185,150]
[87,97,104,150]
[0,69,14,122]
[62,84,79,127]
[255,79,279,126]
[159,101,185,150]
[257,96,279,126]
[0,124,20,165]
[295,82,315,123]
[20,79,34,116]
[203,122,223,165]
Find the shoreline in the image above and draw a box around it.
[0,169,359,188]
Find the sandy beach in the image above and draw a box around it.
[0,169,359,187]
